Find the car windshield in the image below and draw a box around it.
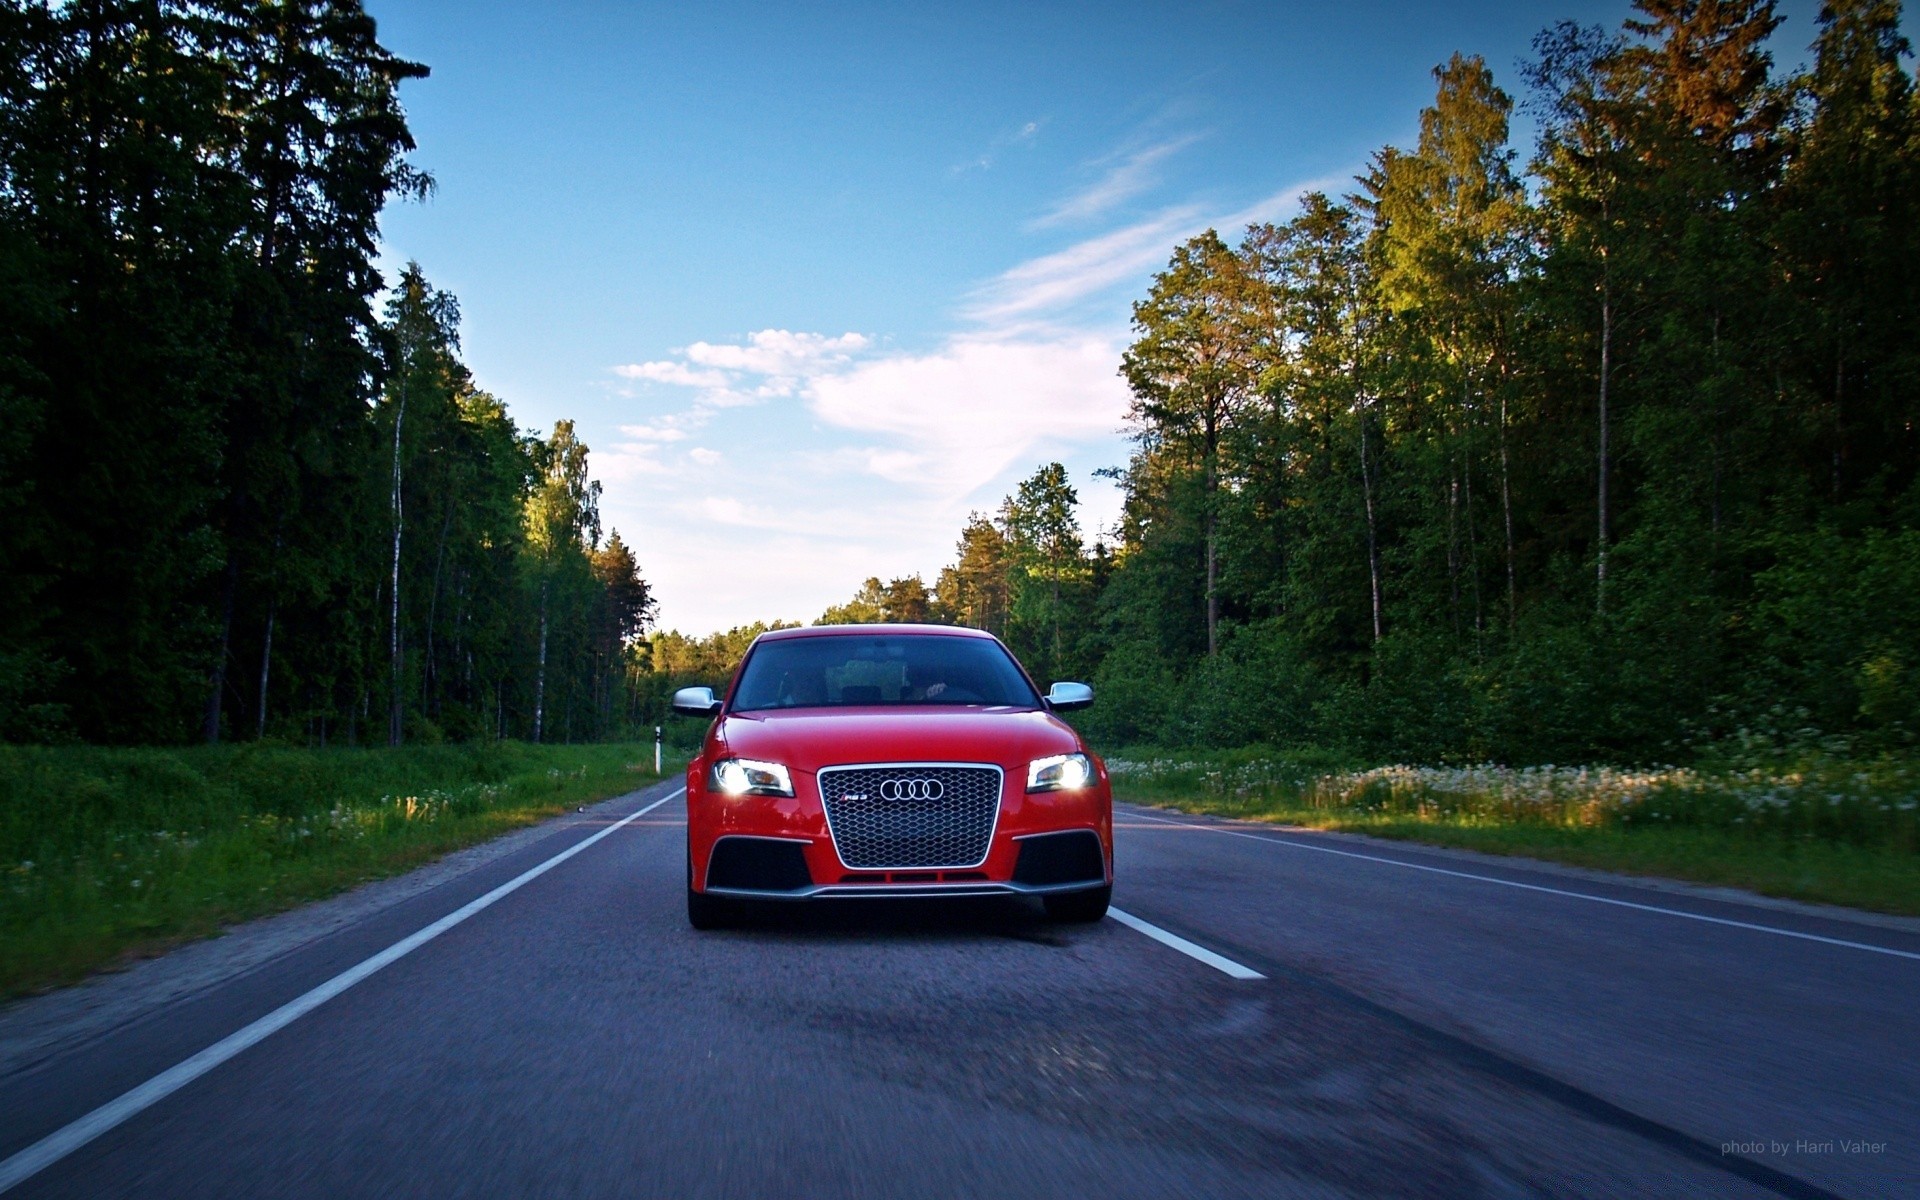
[730,634,1040,712]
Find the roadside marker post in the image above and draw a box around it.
[654,725,662,775]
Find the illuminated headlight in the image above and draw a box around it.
[709,758,794,797]
[1027,752,1093,793]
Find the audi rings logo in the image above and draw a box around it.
[879,777,945,802]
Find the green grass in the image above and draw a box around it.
[1104,747,1920,917]
[0,741,677,998]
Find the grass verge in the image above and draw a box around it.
[1105,748,1920,917]
[1,741,675,999]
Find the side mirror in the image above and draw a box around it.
[1045,681,1094,712]
[671,686,723,718]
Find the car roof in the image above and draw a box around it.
[757,623,996,642]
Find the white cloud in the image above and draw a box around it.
[613,360,728,388]
[619,422,690,442]
[617,329,873,411]
[688,446,722,466]
[684,329,869,376]
[1031,135,1202,228]
[806,335,1128,502]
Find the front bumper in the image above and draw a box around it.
[688,760,1113,896]
[703,877,1107,901]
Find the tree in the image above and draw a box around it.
[589,531,656,730]
[203,0,429,743]
[1528,21,1637,611]
[1002,463,1084,674]
[1241,194,1381,649]
[819,576,933,625]
[523,420,601,743]
[1366,54,1531,635]
[1777,0,1918,510]
[1122,231,1268,655]
[376,263,462,744]
[933,514,1011,634]
[819,578,885,625]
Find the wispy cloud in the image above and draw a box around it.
[951,118,1045,175]
[967,178,1345,328]
[1030,135,1203,228]
[966,205,1203,325]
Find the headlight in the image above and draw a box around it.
[1027,752,1093,793]
[709,758,794,797]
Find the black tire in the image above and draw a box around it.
[1044,884,1111,923]
[687,853,734,930]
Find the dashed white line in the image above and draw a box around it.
[1127,809,1920,963]
[0,786,685,1195]
[1108,907,1265,979]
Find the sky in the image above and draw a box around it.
[365,0,1832,635]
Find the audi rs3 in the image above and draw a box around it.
[673,624,1112,928]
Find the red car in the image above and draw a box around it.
[673,624,1112,929]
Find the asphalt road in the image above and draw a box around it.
[1,778,1914,1199]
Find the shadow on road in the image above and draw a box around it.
[707,896,1074,946]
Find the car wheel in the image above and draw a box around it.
[687,854,734,930]
[1043,885,1111,923]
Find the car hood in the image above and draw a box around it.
[717,706,1083,775]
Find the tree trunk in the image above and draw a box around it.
[1447,471,1461,638]
[1499,382,1515,628]
[1203,408,1219,657]
[1463,382,1483,639]
[255,597,275,740]
[1049,562,1061,673]
[387,389,406,747]
[1832,344,1844,502]
[1596,260,1612,616]
[1709,314,1722,552]
[1358,398,1383,643]
[423,503,452,716]
[532,579,549,743]
[203,556,238,744]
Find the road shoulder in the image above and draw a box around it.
[1120,801,1920,937]
[0,780,681,1081]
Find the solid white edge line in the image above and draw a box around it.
[1127,809,1920,963]
[0,786,686,1195]
[1108,907,1265,980]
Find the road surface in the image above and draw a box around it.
[1,777,1913,1198]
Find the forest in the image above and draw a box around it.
[0,0,655,747]
[796,0,1920,765]
[3,0,1918,771]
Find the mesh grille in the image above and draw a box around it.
[819,765,1002,869]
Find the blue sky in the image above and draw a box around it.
[366,0,1831,634]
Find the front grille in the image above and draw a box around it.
[818,764,1003,869]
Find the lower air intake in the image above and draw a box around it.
[1012,830,1106,886]
[706,837,813,891]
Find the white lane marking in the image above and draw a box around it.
[1108,907,1266,980]
[0,787,685,1195]
[1126,809,1920,963]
